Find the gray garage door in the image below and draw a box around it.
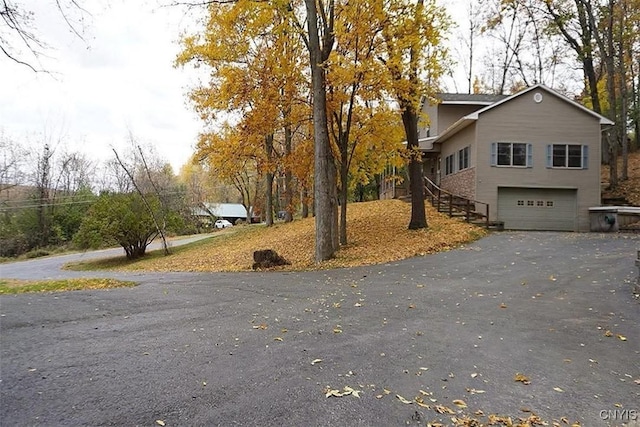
[497,187,577,231]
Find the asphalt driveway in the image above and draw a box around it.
[1,232,639,426]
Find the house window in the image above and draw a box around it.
[458,146,470,171]
[445,154,455,175]
[547,144,588,169]
[491,142,533,167]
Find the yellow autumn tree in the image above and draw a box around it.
[176,1,310,225]
[379,0,450,230]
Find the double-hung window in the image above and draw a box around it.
[444,146,471,176]
[491,142,533,167]
[445,154,455,175]
[458,146,470,171]
[547,144,588,169]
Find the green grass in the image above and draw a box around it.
[0,278,138,294]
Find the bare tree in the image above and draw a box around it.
[0,131,28,195]
[112,147,170,256]
[1,0,89,71]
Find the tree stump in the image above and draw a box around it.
[252,249,290,270]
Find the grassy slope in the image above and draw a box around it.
[74,199,487,273]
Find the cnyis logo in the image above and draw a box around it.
[599,409,639,424]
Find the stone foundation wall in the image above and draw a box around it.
[440,167,476,199]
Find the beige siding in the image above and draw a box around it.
[420,103,486,138]
[438,105,483,133]
[420,104,438,139]
[473,89,602,231]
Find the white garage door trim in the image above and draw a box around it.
[497,187,577,231]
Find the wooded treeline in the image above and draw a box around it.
[0,136,224,259]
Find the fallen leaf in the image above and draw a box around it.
[354,302,362,307]
[396,394,413,404]
[311,359,322,365]
[588,358,598,364]
[453,399,467,408]
[604,330,613,337]
[500,303,507,308]
[253,323,268,330]
[549,275,557,281]
[415,397,430,408]
[325,386,362,398]
[614,403,622,408]
[471,372,478,378]
[344,386,361,398]
[553,387,564,392]
[274,337,283,342]
[156,421,166,426]
[434,404,456,414]
[561,416,569,424]
[408,304,416,309]
[514,373,531,385]
[634,378,640,385]
[617,334,627,341]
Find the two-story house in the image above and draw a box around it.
[408,84,614,232]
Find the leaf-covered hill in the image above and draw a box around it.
[120,199,487,272]
[602,150,640,205]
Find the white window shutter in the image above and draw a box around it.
[546,145,552,168]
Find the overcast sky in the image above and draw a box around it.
[0,0,467,174]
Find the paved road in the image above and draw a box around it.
[1,232,639,426]
[0,234,214,281]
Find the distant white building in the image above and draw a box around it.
[192,203,255,223]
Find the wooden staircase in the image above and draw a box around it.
[423,177,503,230]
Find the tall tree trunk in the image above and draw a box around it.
[301,187,309,218]
[265,134,275,226]
[619,0,628,181]
[284,122,294,222]
[37,144,51,247]
[402,107,427,229]
[265,172,274,226]
[339,132,348,245]
[305,0,337,262]
[600,0,618,188]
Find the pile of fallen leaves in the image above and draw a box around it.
[601,150,640,205]
[123,199,486,272]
